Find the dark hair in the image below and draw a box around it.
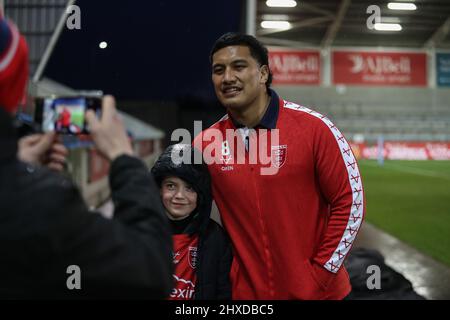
[210,32,272,91]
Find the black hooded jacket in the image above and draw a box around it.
[152,144,232,300]
[0,107,173,299]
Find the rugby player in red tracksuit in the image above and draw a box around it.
[194,33,365,300]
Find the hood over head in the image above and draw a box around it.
[151,144,212,235]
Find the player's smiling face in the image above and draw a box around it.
[212,45,268,112]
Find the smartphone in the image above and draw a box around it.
[34,96,101,134]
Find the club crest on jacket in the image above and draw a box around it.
[272,145,287,168]
[188,246,198,269]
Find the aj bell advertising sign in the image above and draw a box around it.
[332,51,427,86]
[269,50,321,85]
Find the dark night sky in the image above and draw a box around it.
[45,1,243,101]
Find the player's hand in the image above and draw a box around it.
[85,95,134,161]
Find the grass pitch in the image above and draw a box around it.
[358,160,450,267]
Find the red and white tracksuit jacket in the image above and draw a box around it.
[193,94,365,300]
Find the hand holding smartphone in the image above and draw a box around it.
[34,95,133,161]
[34,96,101,135]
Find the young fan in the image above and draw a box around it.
[151,144,232,300]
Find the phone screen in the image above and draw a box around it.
[35,97,101,134]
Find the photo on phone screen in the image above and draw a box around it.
[35,97,101,134]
